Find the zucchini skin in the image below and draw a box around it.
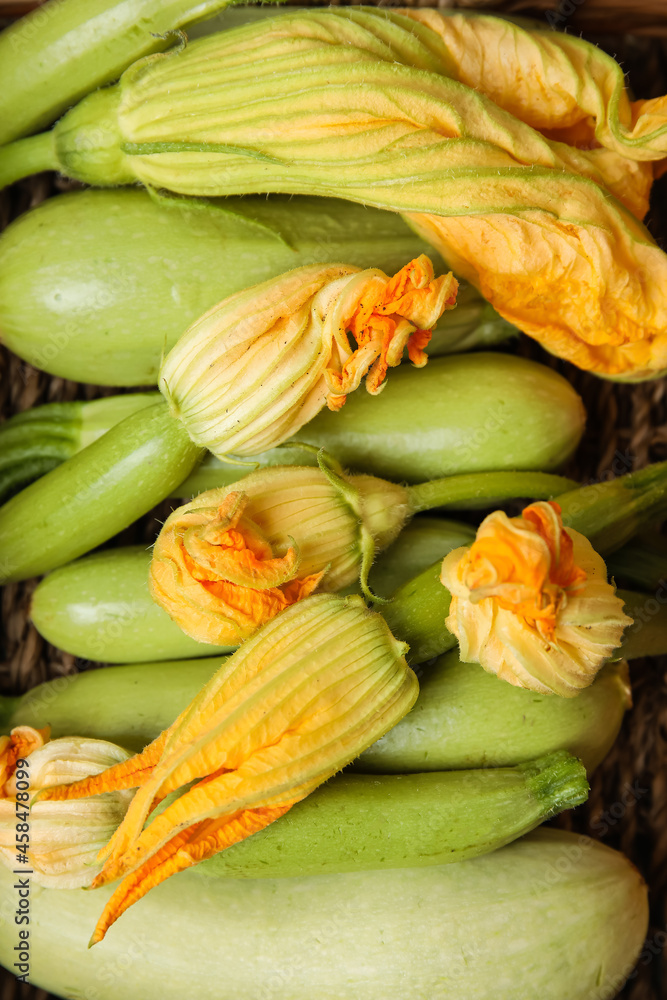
[3,653,629,773]
[0,0,259,145]
[0,401,201,583]
[199,755,588,879]
[177,353,586,489]
[358,650,630,775]
[0,829,647,1000]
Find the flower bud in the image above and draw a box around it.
[159,256,457,457]
[0,728,134,888]
[41,594,418,943]
[440,501,632,697]
[149,460,410,646]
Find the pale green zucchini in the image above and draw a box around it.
[29,518,474,662]
[0,189,512,385]
[213,353,586,484]
[0,652,629,773]
[0,829,647,1000]
[358,651,630,775]
[29,547,233,663]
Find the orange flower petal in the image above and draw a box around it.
[88,802,292,946]
[0,726,50,796]
[324,256,458,407]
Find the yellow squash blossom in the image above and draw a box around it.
[397,8,655,221]
[440,501,631,697]
[398,9,667,166]
[40,595,418,944]
[159,255,456,458]
[0,728,134,888]
[149,462,409,645]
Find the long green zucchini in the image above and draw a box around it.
[0,393,157,504]
[0,189,512,385]
[197,754,588,878]
[0,829,647,999]
[0,0,267,146]
[30,518,475,662]
[0,400,201,584]
[0,652,629,772]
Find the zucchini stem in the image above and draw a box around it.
[0,132,57,188]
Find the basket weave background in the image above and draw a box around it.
[2,4,667,999]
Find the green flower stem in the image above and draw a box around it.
[406,471,577,513]
[0,133,57,188]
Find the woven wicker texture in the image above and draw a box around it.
[2,7,667,1000]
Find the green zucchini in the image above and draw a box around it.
[358,650,630,775]
[0,188,512,385]
[1,652,629,773]
[0,829,647,999]
[0,400,200,584]
[0,0,268,146]
[0,393,156,504]
[607,531,667,592]
[197,754,588,879]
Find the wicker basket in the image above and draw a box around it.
[2,4,667,999]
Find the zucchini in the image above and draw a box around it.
[0,400,201,584]
[358,650,630,775]
[0,189,511,385]
[30,519,474,662]
[0,393,156,504]
[30,548,233,664]
[1,652,629,773]
[198,754,588,879]
[0,829,647,999]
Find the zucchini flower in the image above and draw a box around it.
[399,9,667,167]
[149,459,410,645]
[40,594,418,944]
[3,9,666,378]
[440,501,632,697]
[0,727,134,889]
[159,256,457,457]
